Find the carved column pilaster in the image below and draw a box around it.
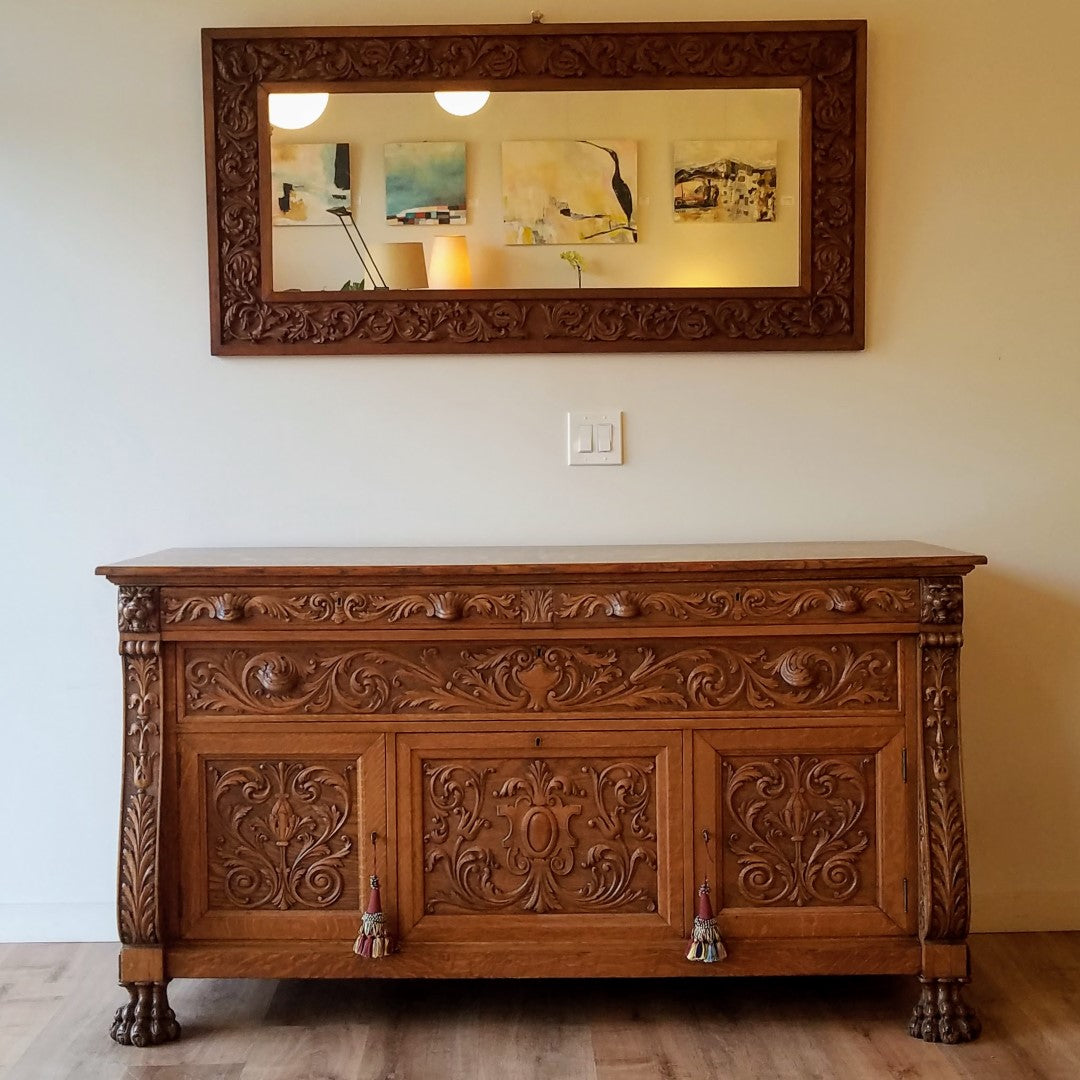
[910,578,979,1042]
[112,587,179,1046]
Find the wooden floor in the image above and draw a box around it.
[1,934,1078,1080]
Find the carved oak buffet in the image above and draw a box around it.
[98,543,985,1046]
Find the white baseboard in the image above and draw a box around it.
[0,903,117,943]
[0,896,1075,943]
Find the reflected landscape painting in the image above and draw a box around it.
[502,139,638,245]
[673,140,777,223]
[384,141,467,226]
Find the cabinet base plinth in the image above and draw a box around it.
[110,981,181,1047]
[908,977,981,1043]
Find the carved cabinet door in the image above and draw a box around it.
[693,725,912,939]
[396,731,684,947]
[177,730,386,942]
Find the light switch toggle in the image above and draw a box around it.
[567,410,623,465]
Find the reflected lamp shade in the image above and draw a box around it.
[375,243,429,289]
[427,236,472,290]
[268,92,329,130]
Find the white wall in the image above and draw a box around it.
[1,0,1078,941]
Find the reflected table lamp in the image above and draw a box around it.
[327,207,387,289]
[377,242,429,290]
[427,236,472,290]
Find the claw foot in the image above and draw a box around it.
[110,981,181,1046]
[909,977,981,1043]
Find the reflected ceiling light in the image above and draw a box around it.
[434,90,490,117]
[268,92,329,130]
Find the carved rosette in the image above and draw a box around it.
[207,760,357,911]
[422,758,658,914]
[916,631,971,941]
[724,755,874,907]
[184,639,898,716]
[118,639,163,944]
[206,25,861,352]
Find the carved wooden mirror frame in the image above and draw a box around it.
[202,21,865,355]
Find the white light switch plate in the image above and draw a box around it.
[568,410,623,465]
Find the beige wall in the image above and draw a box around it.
[1,0,1078,939]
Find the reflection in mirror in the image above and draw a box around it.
[269,88,801,294]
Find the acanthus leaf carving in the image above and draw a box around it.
[918,634,970,941]
[118,638,162,944]
[185,640,898,716]
[724,755,873,907]
[207,760,356,911]
[423,758,658,914]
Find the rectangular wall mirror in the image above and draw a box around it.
[203,21,865,355]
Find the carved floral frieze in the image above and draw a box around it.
[163,581,915,628]
[184,639,899,716]
[724,755,873,907]
[422,758,658,914]
[207,760,356,911]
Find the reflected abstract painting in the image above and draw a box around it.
[270,143,351,226]
[502,140,637,245]
[673,140,777,223]
[384,142,467,226]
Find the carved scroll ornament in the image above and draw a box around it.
[724,755,873,907]
[205,23,862,353]
[184,639,898,716]
[423,758,657,914]
[207,760,356,911]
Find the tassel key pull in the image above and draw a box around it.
[687,832,726,963]
[354,834,396,959]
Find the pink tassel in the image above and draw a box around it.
[686,880,726,963]
[354,873,395,958]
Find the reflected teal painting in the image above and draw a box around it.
[384,142,467,226]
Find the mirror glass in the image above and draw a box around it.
[269,87,802,294]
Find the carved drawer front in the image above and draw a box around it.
[396,731,683,945]
[162,579,918,631]
[162,586,550,630]
[553,580,918,627]
[181,637,901,718]
[693,726,912,940]
[177,731,385,942]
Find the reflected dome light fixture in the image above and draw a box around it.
[434,90,490,117]
[268,92,329,130]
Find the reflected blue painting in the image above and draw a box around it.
[384,142,467,226]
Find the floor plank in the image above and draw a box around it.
[1,934,1078,1080]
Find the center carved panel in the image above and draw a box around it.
[421,757,659,915]
[184,638,898,716]
[206,759,358,911]
[722,754,876,908]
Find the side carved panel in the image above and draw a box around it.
[917,633,971,940]
[206,759,357,911]
[184,639,899,716]
[422,757,658,915]
[723,755,875,908]
[118,639,163,944]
